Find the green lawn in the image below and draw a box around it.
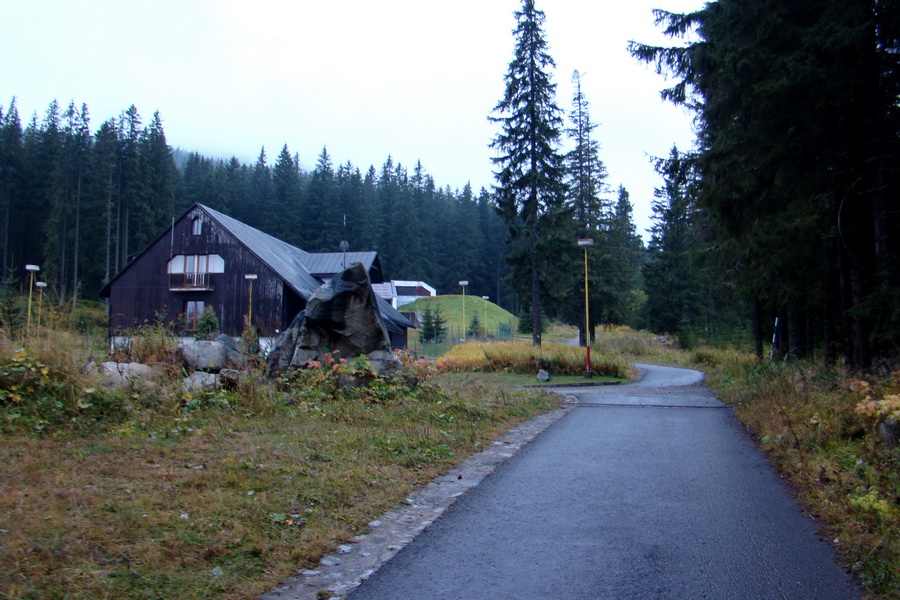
[403,295,517,342]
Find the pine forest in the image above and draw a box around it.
[0,92,646,336]
[1,0,899,367]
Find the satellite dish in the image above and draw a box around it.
[340,240,349,252]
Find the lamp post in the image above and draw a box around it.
[577,239,594,378]
[244,274,257,328]
[35,282,47,328]
[459,280,468,341]
[24,264,39,329]
[482,296,489,339]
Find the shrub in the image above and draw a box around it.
[196,305,219,338]
[0,346,129,434]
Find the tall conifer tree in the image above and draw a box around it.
[490,0,569,346]
[0,99,23,281]
[631,0,900,364]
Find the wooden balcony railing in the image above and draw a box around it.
[169,272,213,291]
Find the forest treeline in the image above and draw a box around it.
[3,0,895,367]
[0,98,516,308]
[630,0,900,367]
[0,96,646,331]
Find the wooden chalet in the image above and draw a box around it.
[99,203,413,347]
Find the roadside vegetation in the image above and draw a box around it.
[0,297,896,599]
[695,351,900,599]
[437,340,632,379]
[0,300,556,600]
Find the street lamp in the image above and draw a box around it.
[459,280,468,341]
[244,274,257,327]
[577,239,594,378]
[35,282,47,328]
[482,296,489,339]
[24,264,39,329]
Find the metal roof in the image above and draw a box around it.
[199,205,413,330]
[304,251,377,279]
[201,205,324,299]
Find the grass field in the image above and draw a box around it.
[0,331,558,600]
[1,317,897,599]
[403,295,518,342]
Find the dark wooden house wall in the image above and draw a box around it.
[108,207,304,337]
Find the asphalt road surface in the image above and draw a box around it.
[348,364,862,600]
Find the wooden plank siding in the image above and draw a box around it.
[101,203,412,345]
[105,206,303,337]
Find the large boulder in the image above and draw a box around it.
[98,361,154,384]
[266,263,402,378]
[266,310,306,377]
[182,371,221,393]
[178,334,247,372]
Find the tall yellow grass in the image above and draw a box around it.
[436,341,632,378]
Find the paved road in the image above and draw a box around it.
[348,364,862,600]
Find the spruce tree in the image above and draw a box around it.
[433,306,447,342]
[603,186,645,325]
[248,147,272,232]
[642,147,710,344]
[565,70,608,230]
[306,147,339,251]
[420,305,437,342]
[490,0,569,346]
[271,145,301,244]
[631,0,900,365]
[0,98,23,281]
[62,102,92,306]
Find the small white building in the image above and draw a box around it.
[372,280,437,309]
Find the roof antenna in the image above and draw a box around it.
[340,214,349,269]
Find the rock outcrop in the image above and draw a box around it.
[266,263,402,378]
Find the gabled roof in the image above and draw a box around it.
[200,205,324,298]
[100,203,413,330]
[199,206,412,331]
[201,206,412,330]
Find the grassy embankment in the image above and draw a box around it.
[0,308,560,600]
[1,299,896,599]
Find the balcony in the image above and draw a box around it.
[169,272,214,291]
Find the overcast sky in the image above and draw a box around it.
[1,0,702,239]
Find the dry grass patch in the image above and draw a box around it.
[436,340,633,379]
[0,330,558,600]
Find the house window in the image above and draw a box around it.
[183,254,208,287]
[184,300,205,331]
[168,254,225,288]
[192,218,202,235]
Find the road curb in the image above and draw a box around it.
[261,397,577,600]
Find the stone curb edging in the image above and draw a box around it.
[260,397,578,600]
